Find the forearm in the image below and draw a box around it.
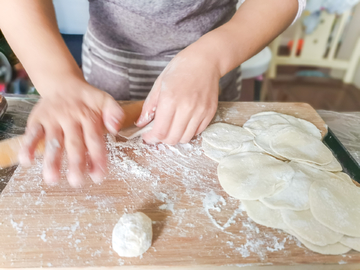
[0,0,83,96]
[188,0,298,77]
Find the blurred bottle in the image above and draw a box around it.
[0,30,19,67]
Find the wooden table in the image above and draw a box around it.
[0,102,359,269]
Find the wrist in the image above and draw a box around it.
[33,70,87,99]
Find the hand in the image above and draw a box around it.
[136,49,220,145]
[19,78,125,188]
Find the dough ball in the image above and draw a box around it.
[281,209,343,246]
[218,153,294,200]
[309,180,360,237]
[112,212,152,257]
[201,123,253,150]
[242,200,287,230]
[270,126,333,165]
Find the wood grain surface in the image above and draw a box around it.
[0,102,358,269]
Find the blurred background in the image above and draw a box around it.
[0,0,360,111]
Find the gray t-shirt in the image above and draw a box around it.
[88,0,237,55]
[83,0,241,101]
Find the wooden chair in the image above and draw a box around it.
[262,10,360,101]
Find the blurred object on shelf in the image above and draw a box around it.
[264,8,360,100]
[304,0,360,34]
[0,95,7,120]
[0,30,19,67]
[287,39,304,55]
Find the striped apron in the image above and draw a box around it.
[82,0,242,101]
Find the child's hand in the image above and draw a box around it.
[136,49,220,145]
[19,79,124,188]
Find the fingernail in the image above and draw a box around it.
[136,111,155,126]
[67,170,85,188]
[89,171,104,184]
[43,168,59,186]
[144,136,160,145]
[105,120,118,135]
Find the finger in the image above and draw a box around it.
[42,125,64,185]
[81,110,107,184]
[179,116,203,144]
[19,123,45,167]
[136,78,161,127]
[62,122,87,188]
[102,96,125,135]
[162,111,192,145]
[141,99,175,144]
[195,115,214,136]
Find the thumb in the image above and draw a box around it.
[135,78,161,127]
[102,96,125,135]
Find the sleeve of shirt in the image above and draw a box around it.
[291,0,307,25]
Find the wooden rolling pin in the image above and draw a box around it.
[0,100,145,169]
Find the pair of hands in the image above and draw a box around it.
[19,50,220,187]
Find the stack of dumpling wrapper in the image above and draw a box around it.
[201,112,360,255]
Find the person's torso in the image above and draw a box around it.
[88,0,237,56]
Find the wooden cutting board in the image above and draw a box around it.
[0,102,359,269]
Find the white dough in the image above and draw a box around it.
[243,113,289,136]
[228,141,264,155]
[201,123,253,150]
[270,126,333,165]
[279,113,322,140]
[112,212,153,257]
[254,125,289,160]
[340,235,360,252]
[118,122,154,140]
[309,180,360,237]
[218,153,294,200]
[281,209,343,246]
[244,112,321,139]
[201,140,230,162]
[288,229,351,255]
[296,156,342,172]
[260,162,316,211]
[334,172,356,186]
[242,200,287,230]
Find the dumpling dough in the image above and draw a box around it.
[288,229,351,255]
[254,125,289,160]
[112,212,153,257]
[244,111,321,139]
[243,112,290,136]
[242,200,287,230]
[270,126,333,165]
[340,236,360,252]
[218,153,294,200]
[281,209,343,246]
[309,180,360,237]
[228,141,264,155]
[296,157,342,172]
[201,123,253,150]
[334,172,356,186]
[202,140,230,162]
[260,162,316,211]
